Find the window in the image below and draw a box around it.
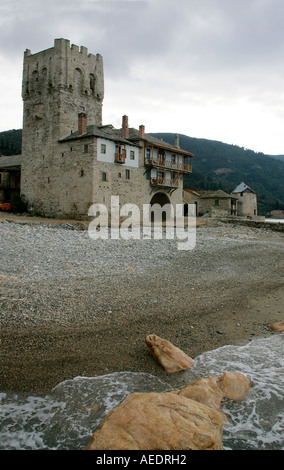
[101,143,106,154]
[80,169,84,177]
[215,199,219,206]
[118,173,121,178]
[125,169,130,179]
[47,177,50,184]
[84,144,89,154]
[102,172,107,182]
[130,150,135,160]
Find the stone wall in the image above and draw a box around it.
[20,39,185,219]
[21,39,104,216]
[198,197,231,217]
[221,218,284,232]
[234,192,257,217]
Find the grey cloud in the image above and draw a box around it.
[1,0,284,152]
[3,0,284,78]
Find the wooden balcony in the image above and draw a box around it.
[145,157,192,173]
[115,151,126,163]
[181,162,192,173]
[145,157,165,167]
[150,177,179,188]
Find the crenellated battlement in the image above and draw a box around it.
[22,38,104,105]
[21,38,105,214]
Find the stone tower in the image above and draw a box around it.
[21,38,104,214]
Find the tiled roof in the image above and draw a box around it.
[232,182,255,194]
[60,125,194,156]
[197,190,232,199]
[59,125,140,147]
[128,128,194,156]
[0,154,21,169]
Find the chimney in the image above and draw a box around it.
[122,115,129,139]
[175,134,180,148]
[78,111,87,136]
[139,125,145,138]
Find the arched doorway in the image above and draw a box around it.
[150,192,171,222]
[150,192,170,206]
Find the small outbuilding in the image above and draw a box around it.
[231,182,257,218]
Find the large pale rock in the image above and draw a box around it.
[145,334,194,373]
[269,321,284,332]
[217,372,252,400]
[85,392,223,450]
[178,376,224,413]
[178,373,251,423]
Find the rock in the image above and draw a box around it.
[178,376,225,418]
[85,392,224,450]
[145,334,194,373]
[178,373,252,422]
[269,321,284,332]
[217,372,252,400]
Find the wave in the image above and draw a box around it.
[0,334,283,450]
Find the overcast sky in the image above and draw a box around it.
[1,0,284,155]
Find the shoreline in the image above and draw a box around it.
[1,281,283,395]
[0,216,283,394]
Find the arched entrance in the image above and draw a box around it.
[150,192,170,206]
[149,192,171,222]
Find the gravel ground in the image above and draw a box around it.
[0,216,283,393]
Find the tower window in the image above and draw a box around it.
[84,144,89,153]
[90,74,96,94]
[102,172,107,182]
[125,169,130,179]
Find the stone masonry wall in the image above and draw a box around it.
[21,39,104,216]
[20,38,185,219]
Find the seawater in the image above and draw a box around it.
[1,335,283,450]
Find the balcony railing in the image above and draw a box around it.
[145,156,192,173]
[150,177,179,188]
[115,151,126,163]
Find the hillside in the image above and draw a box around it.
[0,129,22,156]
[1,129,284,215]
[151,133,284,215]
[268,154,284,163]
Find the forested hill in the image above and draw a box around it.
[0,129,22,156]
[151,133,284,215]
[1,128,284,215]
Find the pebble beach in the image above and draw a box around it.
[0,214,283,393]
